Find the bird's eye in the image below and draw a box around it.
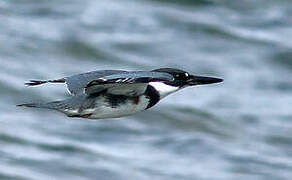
[175,73,189,80]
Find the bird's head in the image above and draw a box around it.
[149,68,223,98]
[152,68,223,88]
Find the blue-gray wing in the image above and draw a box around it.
[65,70,127,95]
[85,71,174,96]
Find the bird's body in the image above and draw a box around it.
[18,68,223,119]
[51,94,150,119]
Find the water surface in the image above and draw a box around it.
[1,0,292,179]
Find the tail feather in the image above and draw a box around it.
[17,101,67,110]
[25,78,65,86]
[18,95,88,116]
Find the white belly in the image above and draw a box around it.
[86,95,150,119]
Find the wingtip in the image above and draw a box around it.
[17,103,37,107]
[25,80,48,86]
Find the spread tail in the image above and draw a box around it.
[25,78,65,86]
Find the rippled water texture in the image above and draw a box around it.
[1,0,292,179]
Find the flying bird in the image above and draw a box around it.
[18,68,223,119]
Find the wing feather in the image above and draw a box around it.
[24,70,173,97]
[84,71,174,96]
[65,70,126,95]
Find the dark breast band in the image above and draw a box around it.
[145,85,160,109]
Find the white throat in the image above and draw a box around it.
[149,82,179,99]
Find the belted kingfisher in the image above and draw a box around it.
[18,68,223,119]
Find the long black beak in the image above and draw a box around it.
[187,75,223,86]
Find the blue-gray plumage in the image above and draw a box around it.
[66,70,126,95]
[18,68,223,119]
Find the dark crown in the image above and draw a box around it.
[152,68,190,81]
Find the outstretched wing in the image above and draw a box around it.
[65,70,127,95]
[85,71,174,96]
[24,70,174,96]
